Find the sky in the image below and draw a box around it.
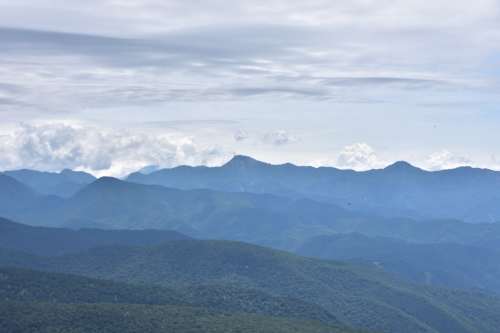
[0,0,499,176]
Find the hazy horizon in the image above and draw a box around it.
[2,153,499,178]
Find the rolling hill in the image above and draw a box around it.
[298,233,500,293]
[2,239,500,333]
[0,302,351,333]
[0,217,189,256]
[0,267,339,326]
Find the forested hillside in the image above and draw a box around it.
[2,240,500,333]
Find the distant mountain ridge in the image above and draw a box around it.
[3,168,95,197]
[52,177,356,248]
[4,156,500,224]
[0,217,189,256]
[298,233,500,293]
[0,174,61,222]
[3,174,500,252]
[127,155,500,223]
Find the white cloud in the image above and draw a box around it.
[0,122,230,177]
[0,1,498,168]
[262,130,297,146]
[311,143,383,170]
[1,0,499,120]
[425,150,473,170]
[233,129,249,142]
[336,143,382,170]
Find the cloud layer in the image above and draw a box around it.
[0,123,496,175]
[1,0,499,117]
[425,150,473,171]
[336,143,382,170]
[0,1,498,169]
[0,122,230,177]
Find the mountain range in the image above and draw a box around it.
[3,168,95,197]
[128,155,500,223]
[2,235,500,333]
[3,164,500,252]
[3,156,500,332]
[298,233,500,293]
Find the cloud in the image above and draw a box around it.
[234,129,249,142]
[0,1,499,168]
[262,130,297,146]
[0,122,230,177]
[1,0,499,117]
[425,150,473,170]
[230,87,328,98]
[322,77,451,90]
[336,143,382,170]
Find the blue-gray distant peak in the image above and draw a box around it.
[383,161,423,173]
[137,165,161,175]
[75,177,131,197]
[93,176,123,185]
[59,169,96,183]
[223,155,268,168]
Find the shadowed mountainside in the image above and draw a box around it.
[2,239,500,333]
[0,217,190,256]
[298,233,500,293]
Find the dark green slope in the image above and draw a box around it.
[0,217,189,256]
[298,233,500,293]
[0,302,352,333]
[0,267,185,305]
[0,267,338,326]
[4,240,500,333]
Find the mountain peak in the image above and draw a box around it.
[85,176,126,190]
[137,165,161,175]
[384,161,422,172]
[60,169,96,183]
[223,155,266,168]
[94,176,122,184]
[74,177,128,197]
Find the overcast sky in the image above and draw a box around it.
[0,0,499,176]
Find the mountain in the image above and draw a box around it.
[298,233,500,293]
[127,155,500,223]
[3,168,95,197]
[69,178,500,251]
[0,267,185,305]
[315,216,500,252]
[0,174,38,212]
[0,267,339,326]
[25,177,355,249]
[0,174,61,223]
[6,176,500,251]
[0,302,349,333]
[0,217,189,256]
[3,239,500,333]
[137,165,162,174]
